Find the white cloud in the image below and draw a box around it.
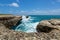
[32,9,60,15]
[7,9,60,15]
[9,3,19,7]
[0,2,19,7]
[19,9,60,15]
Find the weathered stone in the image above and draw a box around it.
[49,19,60,25]
[0,15,22,28]
[0,15,60,40]
[38,20,52,26]
[36,19,60,33]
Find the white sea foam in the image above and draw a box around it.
[15,15,39,33]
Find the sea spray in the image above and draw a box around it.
[12,15,60,33]
[15,15,39,33]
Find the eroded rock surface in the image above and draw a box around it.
[36,19,60,33]
[0,15,60,40]
[0,15,22,29]
[36,19,60,40]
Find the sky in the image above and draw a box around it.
[0,0,60,15]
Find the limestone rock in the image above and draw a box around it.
[0,15,60,40]
[49,19,60,25]
[38,20,51,26]
[0,15,22,28]
[36,19,60,33]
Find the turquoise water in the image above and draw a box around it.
[12,15,60,33]
[30,15,60,22]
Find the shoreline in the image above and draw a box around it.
[0,14,60,40]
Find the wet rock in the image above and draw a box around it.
[26,16,29,18]
[0,15,60,40]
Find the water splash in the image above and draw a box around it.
[15,15,39,33]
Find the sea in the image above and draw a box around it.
[12,15,60,33]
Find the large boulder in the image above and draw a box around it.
[36,19,60,33]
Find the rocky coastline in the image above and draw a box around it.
[0,15,60,40]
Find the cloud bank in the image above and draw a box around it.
[9,3,19,7]
[18,9,60,15]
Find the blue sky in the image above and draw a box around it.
[0,0,60,15]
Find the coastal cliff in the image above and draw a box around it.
[0,15,60,40]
